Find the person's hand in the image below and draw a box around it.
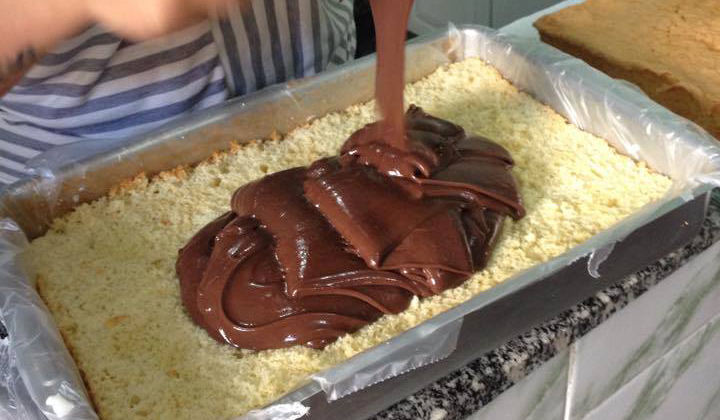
[86,0,240,40]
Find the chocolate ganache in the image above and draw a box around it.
[176,106,525,350]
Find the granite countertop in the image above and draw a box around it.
[371,193,720,420]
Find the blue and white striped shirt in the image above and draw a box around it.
[0,0,355,185]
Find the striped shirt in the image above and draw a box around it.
[0,0,356,185]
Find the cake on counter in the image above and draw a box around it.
[28,57,671,420]
[534,0,720,139]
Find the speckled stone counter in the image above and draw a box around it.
[373,192,720,420]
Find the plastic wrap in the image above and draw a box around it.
[312,317,464,401]
[237,402,309,420]
[451,27,720,190]
[0,219,97,420]
[1,25,720,419]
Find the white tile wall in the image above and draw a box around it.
[466,241,720,420]
[581,313,720,420]
[490,0,565,28]
[499,0,585,38]
[408,0,491,35]
[469,350,569,420]
[408,0,566,34]
[567,241,720,419]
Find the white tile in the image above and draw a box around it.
[491,0,566,28]
[468,349,568,420]
[567,241,720,419]
[582,312,720,420]
[499,0,585,37]
[409,0,491,35]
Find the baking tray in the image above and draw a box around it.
[1,26,718,420]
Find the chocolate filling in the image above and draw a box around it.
[176,106,524,350]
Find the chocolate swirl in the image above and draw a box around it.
[176,106,524,350]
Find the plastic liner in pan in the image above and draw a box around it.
[1,24,720,420]
[0,219,97,420]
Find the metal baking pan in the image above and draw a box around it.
[1,26,717,420]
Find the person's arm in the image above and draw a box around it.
[0,48,40,97]
[0,0,92,95]
[0,0,235,96]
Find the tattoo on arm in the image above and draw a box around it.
[0,47,39,96]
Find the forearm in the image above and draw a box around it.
[0,0,92,95]
[0,0,235,96]
[0,48,39,96]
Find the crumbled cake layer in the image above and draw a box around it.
[28,57,671,420]
[535,0,720,139]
